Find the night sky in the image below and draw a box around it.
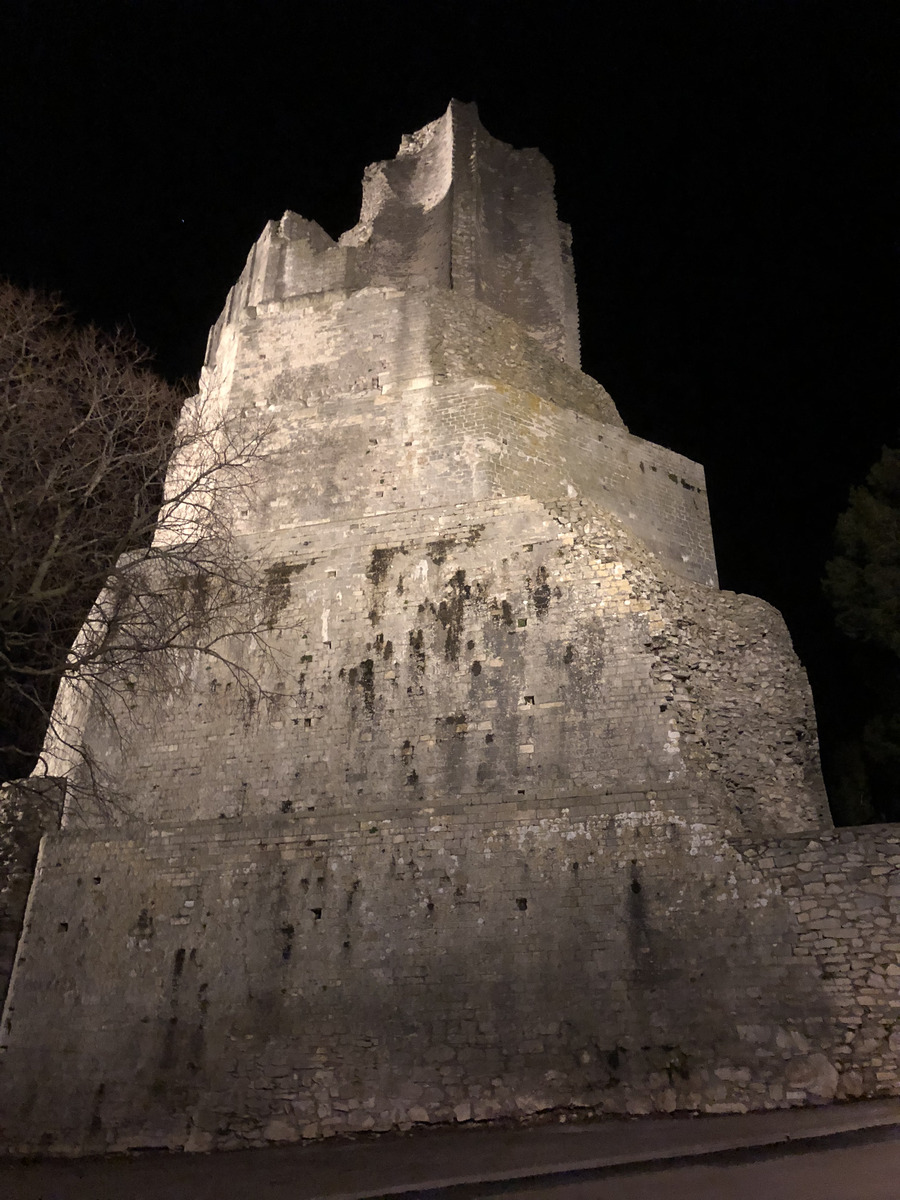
[1,0,896,810]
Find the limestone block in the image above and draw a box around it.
[784,1054,839,1103]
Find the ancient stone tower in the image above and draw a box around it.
[2,102,899,1154]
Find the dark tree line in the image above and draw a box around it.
[825,443,900,824]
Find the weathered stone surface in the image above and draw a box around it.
[0,778,63,1008]
[785,1054,839,1104]
[0,101,896,1156]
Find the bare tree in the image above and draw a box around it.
[0,280,283,809]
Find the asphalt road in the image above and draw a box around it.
[2,1104,899,1200]
[416,1126,900,1200]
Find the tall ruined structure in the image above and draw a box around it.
[2,102,899,1154]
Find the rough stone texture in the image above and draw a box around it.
[0,101,895,1155]
[208,101,581,369]
[0,779,63,1008]
[739,827,900,1102]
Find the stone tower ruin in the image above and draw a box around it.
[2,101,898,1154]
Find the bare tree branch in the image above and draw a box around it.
[0,280,288,812]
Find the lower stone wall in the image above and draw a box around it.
[739,825,900,1100]
[0,780,63,1009]
[3,797,897,1155]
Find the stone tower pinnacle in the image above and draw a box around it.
[207,100,580,375]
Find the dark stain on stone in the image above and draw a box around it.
[626,863,658,979]
[471,660,482,676]
[426,526,484,566]
[383,639,393,661]
[367,546,405,586]
[426,538,453,565]
[264,561,311,628]
[530,565,552,617]
[133,908,154,939]
[359,659,375,715]
[437,569,467,661]
[409,629,426,672]
[89,1082,105,1138]
[280,924,294,962]
[563,644,575,664]
[346,659,375,715]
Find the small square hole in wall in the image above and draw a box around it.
[517,618,527,627]
[327,570,337,578]
[323,641,331,649]
[304,717,312,727]
[312,908,322,920]
[524,695,535,705]
[280,800,293,813]
[516,898,528,911]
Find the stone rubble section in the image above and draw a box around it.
[739,827,900,1103]
[0,101,896,1156]
[545,498,828,836]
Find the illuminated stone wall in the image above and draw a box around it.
[2,102,891,1157]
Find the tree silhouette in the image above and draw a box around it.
[824,443,900,822]
[0,281,281,808]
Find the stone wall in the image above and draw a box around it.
[62,498,817,833]
[203,286,714,584]
[739,826,900,1101]
[0,780,63,1008]
[1,102,884,1157]
[3,809,897,1154]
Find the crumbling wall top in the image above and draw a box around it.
[206,101,581,371]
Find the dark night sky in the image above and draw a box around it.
[0,0,896,804]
